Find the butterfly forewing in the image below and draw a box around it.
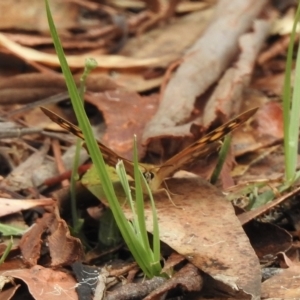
[150,107,258,190]
[40,106,136,178]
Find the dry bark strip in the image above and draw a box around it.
[202,19,271,127]
[143,0,269,142]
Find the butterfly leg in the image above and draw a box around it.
[163,180,180,197]
[154,187,182,208]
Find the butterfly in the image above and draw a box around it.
[41,106,258,192]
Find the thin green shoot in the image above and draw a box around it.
[210,134,232,185]
[0,237,13,265]
[116,142,162,276]
[97,208,122,253]
[70,60,97,233]
[132,136,160,270]
[239,5,300,208]
[283,3,300,184]
[70,141,83,232]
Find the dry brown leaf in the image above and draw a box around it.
[1,142,50,192]
[0,198,54,218]
[0,33,175,69]
[0,265,77,300]
[243,221,292,261]
[111,71,164,92]
[261,265,300,299]
[111,0,213,13]
[86,91,159,160]
[119,177,261,297]
[31,145,89,189]
[0,73,119,106]
[252,71,294,96]
[231,100,282,157]
[20,209,84,267]
[0,284,21,300]
[0,0,79,32]
[254,102,283,142]
[122,8,213,65]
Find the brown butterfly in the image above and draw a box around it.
[41,106,258,191]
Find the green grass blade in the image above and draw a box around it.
[210,134,232,184]
[283,3,300,183]
[0,237,13,265]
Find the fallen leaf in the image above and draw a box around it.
[0,198,54,218]
[1,142,50,192]
[0,265,77,300]
[243,221,292,262]
[262,265,300,299]
[0,33,176,69]
[0,0,79,32]
[86,90,159,160]
[95,177,261,297]
[19,209,84,267]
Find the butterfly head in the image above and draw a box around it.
[143,170,155,183]
[140,166,163,192]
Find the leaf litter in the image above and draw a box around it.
[0,0,299,299]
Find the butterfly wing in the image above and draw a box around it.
[40,107,135,178]
[151,107,258,189]
[41,106,258,192]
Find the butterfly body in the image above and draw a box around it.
[41,106,258,192]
